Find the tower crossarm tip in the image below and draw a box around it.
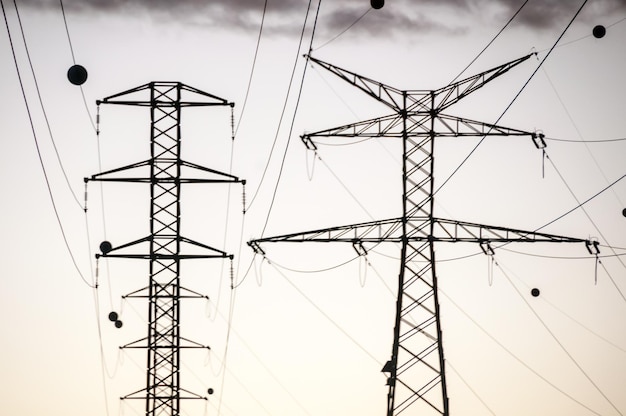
[429,217,590,246]
[425,53,533,112]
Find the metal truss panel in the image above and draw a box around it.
[90,82,242,416]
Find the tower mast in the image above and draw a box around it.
[249,56,596,415]
[88,82,244,416]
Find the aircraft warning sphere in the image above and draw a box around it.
[592,25,606,38]
[622,208,626,217]
[108,311,118,322]
[67,64,88,85]
[371,0,384,9]
[100,241,113,254]
[531,288,540,297]
[115,320,123,329]
[208,388,214,395]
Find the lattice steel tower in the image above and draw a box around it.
[88,82,244,416]
[249,55,596,415]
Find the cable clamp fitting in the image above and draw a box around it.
[479,241,495,256]
[531,131,546,149]
[301,134,318,151]
[352,240,368,256]
[585,239,600,255]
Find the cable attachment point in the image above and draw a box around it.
[301,134,318,151]
[585,238,600,255]
[248,241,265,256]
[352,240,368,256]
[479,241,495,256]
[531,131,546,149]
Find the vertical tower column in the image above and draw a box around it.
[147,83,183,416]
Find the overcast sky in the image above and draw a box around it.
[1,1,625,416]
[19,0,626,34]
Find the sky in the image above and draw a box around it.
[0,1,625,416]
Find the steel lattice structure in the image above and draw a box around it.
[88,82,244,416]
[249,55,596,416]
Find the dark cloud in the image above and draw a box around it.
[20,0,626,35]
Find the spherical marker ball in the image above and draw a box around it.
[100,241,113,254]
[67,64,88,85]
[108,311,118,322]
[622,208,626,217]
[592,25,606,39]
[207,388,214,395]
[114,320,123,329]
[531,288,540,297]
[370,0,384,9]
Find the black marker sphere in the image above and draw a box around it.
[592,25,606,39]
[67,64,88,85]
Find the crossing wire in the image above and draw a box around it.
[13,0,82,210]
[245,0,317,214]
[258,0,321,239]
[433,0,590,197]
[496,258,623,416]
[440,288,605,416]
[2,0,93,288]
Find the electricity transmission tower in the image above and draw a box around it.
[248,55,597,415]
[87,82,244,416]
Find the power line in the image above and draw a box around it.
[313,7,370,51]
[449,0,530,83]
[59,0,97,132]
[259,0,321,237]
[233,0,267,138]
[546,136,626,143]
[434,0,590,197]
[497,258,623,416]
[267,257,383,366]
[14,0,83,210]
[441,289,605,416]
[2,0,93,288]
[543,152,626,304]
[502,261,626,354]
[245,0,316,214]
[541,65,624,206]
[536,16,626,53]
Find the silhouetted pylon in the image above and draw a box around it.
[88,82,244,416]
[249,56,595,416]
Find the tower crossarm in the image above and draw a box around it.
[306,55,428,113]
[97,81,233,107]
[301,114,406,149]
[86,159,244,184]
[95,235,233,260]
[411,53,534,113]
[248,216,592,252]
[429,218,591,245]
[248,218,405,253]
[429,113,535,137]
[300,112,536,151]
